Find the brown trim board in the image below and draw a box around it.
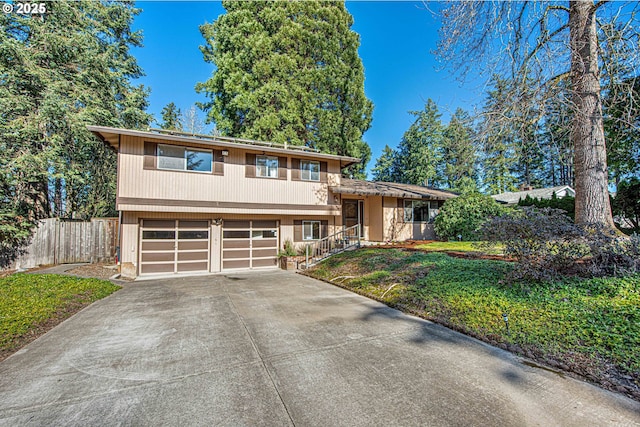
[118,197,341,212]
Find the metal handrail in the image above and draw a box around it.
[304,224,361,268]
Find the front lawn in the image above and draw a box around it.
[306,248,640,399]
[0,274,120,359]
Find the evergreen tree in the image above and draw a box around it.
[540,86,574,187]
[197,0,372,178]
[395,99,443,186]
[0,1,150,236]
[160,102,183,131]
[604,76,640,184]
[479,76,519,194]
[442,108,478,191]
[371,145,399,182]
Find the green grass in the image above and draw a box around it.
[308,248,640,383]
[0,274,120,351]
[415,241,503,254]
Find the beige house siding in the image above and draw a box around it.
[368,196,384,241]
[117,135,342,211]
[378,197,438,241]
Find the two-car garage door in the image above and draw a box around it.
[139,219,278,275]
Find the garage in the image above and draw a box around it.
[222,220,279,270]
[139,220,210,275]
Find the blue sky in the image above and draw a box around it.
[132,1,482,177]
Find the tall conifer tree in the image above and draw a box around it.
[395,99,443,187]
[197,0,373,177]
[0,0,150,258]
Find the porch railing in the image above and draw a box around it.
[304,224,361,269]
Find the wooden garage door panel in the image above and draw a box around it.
[223,259,251,269]
[141,252,175,262]
[252,220,277,228]
[223,239,250,249]
[177,251,208,261]
[142,220,175,228]
[224,220,250,229]
[178,220,208,229]
[252,258,277,267]
[223,249,250,259]
[142,241,175,251]
[178,241,209,250]
[141,263,175,274]
[253,248,277,258]
[252,238,277,248]
[177,261,209,272]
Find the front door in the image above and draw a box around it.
[343,199,364,237]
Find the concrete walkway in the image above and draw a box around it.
[0,270,638,426]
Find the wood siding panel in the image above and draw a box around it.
[117,136,342,211]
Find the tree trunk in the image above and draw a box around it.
[569,1,615,227]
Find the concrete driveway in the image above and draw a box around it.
[0,271,638,426]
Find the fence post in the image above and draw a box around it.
[305,244,309,269]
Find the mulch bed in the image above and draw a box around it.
[368,240,515,262]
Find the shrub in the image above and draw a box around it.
[613,177,640,234]
[278,239,297,257]
[481,206,640,281]
[0,212,35,269]
[434,192,507,241]
[518,193,575,220]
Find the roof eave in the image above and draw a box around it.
[86,125,361,165]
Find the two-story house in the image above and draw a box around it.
[89,126,456,278]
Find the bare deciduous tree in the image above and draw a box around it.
[436,1,639,228]
[181,105,205,135]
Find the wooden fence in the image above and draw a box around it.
[11,218,118,269]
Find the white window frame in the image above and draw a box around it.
[404,200,439,223]
[301,160,320,181]
[157,144,213,173]
[302,220,321,240]
[256,155,279,178]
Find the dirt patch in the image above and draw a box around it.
[66,264,120,280]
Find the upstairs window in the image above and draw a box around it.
[256,155,279,178]
[158,144,212,173]
[301,160,320,181]
[404,200,440,223]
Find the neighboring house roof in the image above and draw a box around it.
[330,179,458,200]
[491,185,575,205]
[88,125,362,168]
